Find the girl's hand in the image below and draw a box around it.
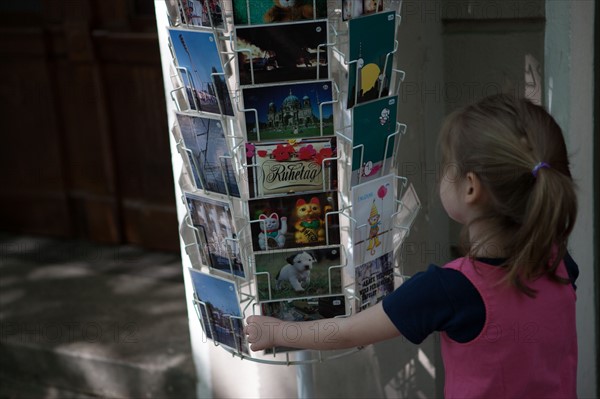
[244,315,281,352]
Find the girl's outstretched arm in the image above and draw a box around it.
[244,302,400,352]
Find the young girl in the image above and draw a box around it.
[245,94,579,398]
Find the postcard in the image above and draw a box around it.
[168,28,234,115]
[242,80,334,141]
[185,192,245,278]
[248,191,340,252]
[254,247,343,301]
[351,173,396,264]
[177,112,240,197]
[342,0,384,21]
[261,295,346,354]
[188,269,249,354]
[232,0,328,25]
[347,11,396,108]
[393,182,421,248]
[351,95,398,186]
[355,251,394,312]
[246,137,337,198]
[235,20,328,86]
[178,0,224,28]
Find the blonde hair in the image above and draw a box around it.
[439,94,577,296]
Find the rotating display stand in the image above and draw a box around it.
[156,0,420,367]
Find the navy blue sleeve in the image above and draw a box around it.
[382,264,485,344]
[564,251,579,289]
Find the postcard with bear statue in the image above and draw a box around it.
[246,137,337,198]
[355,251,394,312]
[188,269,249,355]
[351,95,398,186]
[242,80,334,141]
[177,112,240,197]
[185,192,245,278]
[260,294,346,354]
[347,11,396,109]
[235,20,328,86]
[232,0,327,25]
[351,173,396,265]
[254,247,343,302]
[247,190,340,252]
[168,28,234,116]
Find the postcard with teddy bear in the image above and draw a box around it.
[342,0,384,21]
[188,268,249,355]
[351,173,397,265]
[347,11,396,109]
[242,80,335,142]
[355,251,394,312]
[168,28,234,116]
[177,112,240,197]
[260,294,346,354]
[184,192,245,278]
[178,0,224,28]
[245,137,337,198]
[253,246,343,302]
[235,20,328,86]
[232,0,328,25]
[351,95,398,186]
[247,191,340,252]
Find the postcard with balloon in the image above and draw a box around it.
[351,173,396,265]
[347,11,396,109]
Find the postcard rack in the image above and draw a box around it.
[161,0,419,366]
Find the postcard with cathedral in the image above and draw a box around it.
[253,247,343,302]
[351,173,396,265]
[347,11,396,109]
[177,112,240,197]
[351,95,398,186]
[247,191,340,252]
[235,20,328,86]
[184,192,245,278]
[245,137,337,198]
[232,0,327,25]
[260,295,346,354]
[188,269,249,355]
[168,28,234,115]
[242,80,334,141]
[355,251,394,312]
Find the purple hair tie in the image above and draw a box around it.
[532,162,550,178]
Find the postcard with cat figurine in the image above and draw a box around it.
[253,247,343,302]
[232,0,328,25]
[355,251,394,312]
[247,191,340,252]
[245,137,337,198]
[347,11,396,109]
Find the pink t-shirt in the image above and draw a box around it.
[442,257,577,399]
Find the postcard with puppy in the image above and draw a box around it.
[351,173,396,265]
[351,95,398,186]
[184,192,245,278]
[245,137,337,198]
[188,269,249,355]
[355,251,394,312]
[347,11,396,109]
[260,295,346,354]
[254,247,343,301]
[242,80,334,142]
[177,112,240,197]
[168,28,234,116]
[232,0,327,25]
[247,190,340,252]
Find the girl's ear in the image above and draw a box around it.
[464,172,484,204]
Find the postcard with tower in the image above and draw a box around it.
[184,192,245,278]
[188,269,249,355]
[351,95,398,186]
[177,112,240,197]
[347,11,396,109]
[232,0,327,25]
[235,20,328,86]
[242,80,334,141]
[351,173,396,264]
[168,28,234,115]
